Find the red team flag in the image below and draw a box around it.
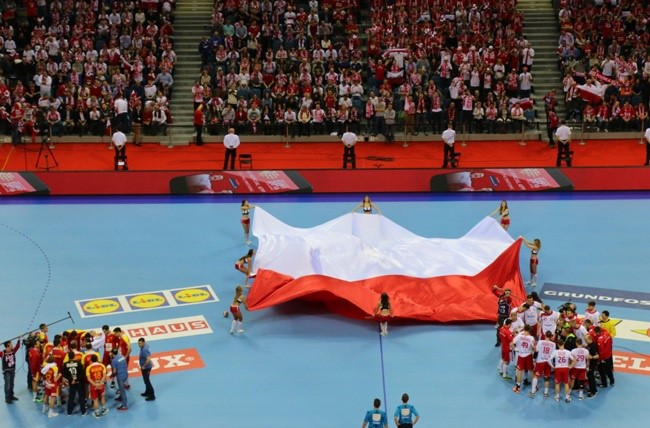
[246,208,526,323]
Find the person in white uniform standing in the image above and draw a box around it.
[111,126,128,171]
[223,127,240,170]
[555,120,572,166]
[441,123,457,168]
[341,131,357,169]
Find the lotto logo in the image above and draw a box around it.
[128,348,205,377]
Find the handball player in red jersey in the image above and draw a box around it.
[498,319,514,380]
[86,354,109,418]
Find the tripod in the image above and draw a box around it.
[35,136,58,170]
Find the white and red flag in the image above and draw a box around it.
[578,82,607,104]
[246,208,525,323]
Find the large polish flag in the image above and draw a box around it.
[246,208,525,323]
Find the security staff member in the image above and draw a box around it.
[223,127,240,170]
[555,120,572,166]
[441,123,456,168]
[111,126,128,171]
[341,131,357,169]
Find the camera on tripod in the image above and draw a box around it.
[36,132,58,170]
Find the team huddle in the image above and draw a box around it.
[17,323,152,418]
[493,286,616,402]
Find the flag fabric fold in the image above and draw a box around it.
[247,208,525,323]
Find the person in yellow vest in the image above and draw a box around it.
[599,310,617,337]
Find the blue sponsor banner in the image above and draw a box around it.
[540,283,650,311]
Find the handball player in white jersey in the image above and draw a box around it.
[549,339,576,403]
[530,331,556,399]
[511,325,536,394]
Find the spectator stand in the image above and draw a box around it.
[553,0,650,137]
[0,0,177,146]
[193,0,546,145]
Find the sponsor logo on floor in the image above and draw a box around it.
[75,285,219,317]
[539,283,650,310]
[82,315,213,342]
[127,347,205,377]
[614,352,650,376]
[607,318,650,343]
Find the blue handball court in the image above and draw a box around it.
[1,192,650,427]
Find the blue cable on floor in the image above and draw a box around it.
[379,331,388,414]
